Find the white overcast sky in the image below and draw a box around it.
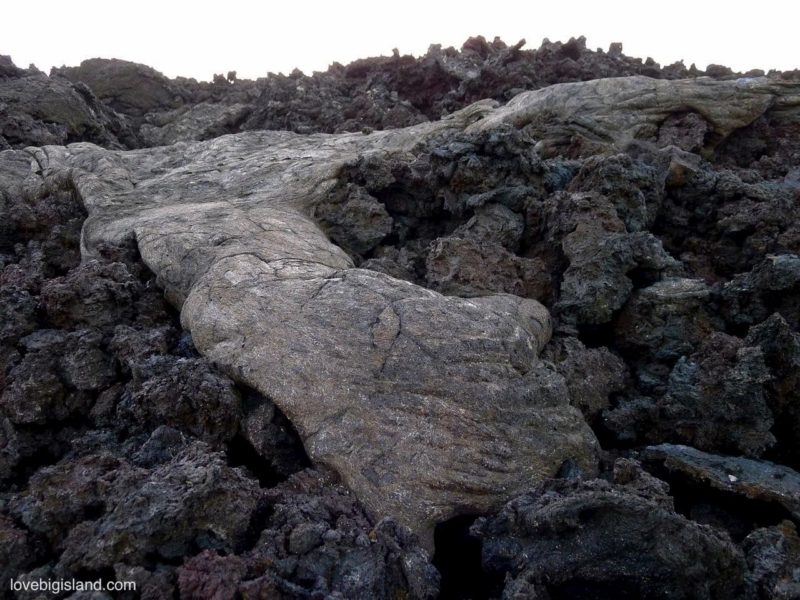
[4,1,799,81]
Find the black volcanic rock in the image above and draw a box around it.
[743,522,800,599]
[606,331,775,456]
[745,314,800,468]
[0,58,136,149]
[473,465,747,599]
[642,444,800,519]
[5,36,792,150]
[1,37,800,600]
[53,58,184,118]
[53,441,263,573]
[177,469,440,600]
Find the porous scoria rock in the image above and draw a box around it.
[0,514,37,584]
[178,469,440,600]
[425,236,548,298]
[51,441,263,574]
[541,336,627,422]
[614,277,716,393]
[4,432,264,589]
[606,332,775,456]
[10,75,800,546]
[745,314,800,467]
[743,522,800,600]
[472,460,747,599]
[12,105,593,549]
[718,254,800,330]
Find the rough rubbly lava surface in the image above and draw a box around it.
[2,37,800,599]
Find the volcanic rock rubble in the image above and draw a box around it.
[1,37,800,599]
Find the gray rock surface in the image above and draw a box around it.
[0,66,135,149]
[643,444,800,519]
[6,75,800,547]
[139,102,252,146]
[469,76,800,156]
[53,58,183,118]
[16,104,596,548]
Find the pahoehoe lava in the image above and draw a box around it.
[2,38,800,599]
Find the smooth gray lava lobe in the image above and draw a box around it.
[14,75,800,546]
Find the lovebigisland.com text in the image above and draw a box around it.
[9,577,136,595]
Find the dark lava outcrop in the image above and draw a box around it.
[4,35,795,151]
[0,161,432,598]
[178,469,440,600]
[2,37,800,600]
[19,115,599,550]
[0,56,136,150]
[53,59,184,119]
[472,460,747,599]
[642,444,800,520]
